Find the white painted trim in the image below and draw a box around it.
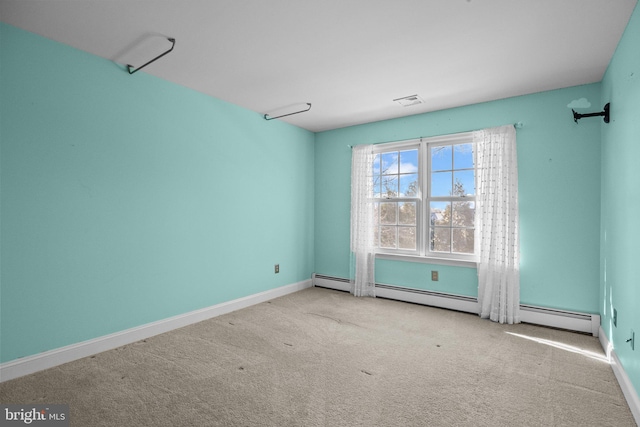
[375,253,477,268]
[0,279,312,383]
[313,275,601,336]
[599,326,640,425]
[313,274,351,292]
[520,306,600,337]
[313,275,479,314]
[375,284,479,315]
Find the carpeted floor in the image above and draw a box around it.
[1,287,636,426]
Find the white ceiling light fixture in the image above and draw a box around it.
[393,94,424,107]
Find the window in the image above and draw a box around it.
[371,132,477,262]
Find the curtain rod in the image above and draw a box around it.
[347,122,524,149]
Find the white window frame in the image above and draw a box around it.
[371,132,478,267]
[371,140,422,256]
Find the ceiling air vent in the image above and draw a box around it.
[393,94,424,107]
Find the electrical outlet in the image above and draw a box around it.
[431,271,439,281]
[274,264,280,274]
[613,308,617,327]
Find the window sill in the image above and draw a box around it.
[375,253,478,268]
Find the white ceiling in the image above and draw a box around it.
[1,0,636,132]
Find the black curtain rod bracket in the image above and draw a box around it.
[264,103,312,121]
[572,103,610,124]
[127,37,176,75]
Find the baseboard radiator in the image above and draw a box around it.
[312,274,600,336]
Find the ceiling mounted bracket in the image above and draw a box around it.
[127,37,176,75]
[264,103,312,121]
[572,103,610,124]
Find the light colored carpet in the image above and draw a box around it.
[1,287,636,426]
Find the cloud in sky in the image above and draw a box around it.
[567,98,592,109]
[399,162,418,173]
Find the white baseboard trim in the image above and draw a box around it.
[520,305,600,337]
[313,275,600,336]
[599,326,640,425]
[313,274,479,315]
[0,279,312,383]
[313,273,351,292]
[375,283,479,314]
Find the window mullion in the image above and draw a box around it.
[421,139,429,257]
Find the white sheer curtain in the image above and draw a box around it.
[350,144,376,297]
[474,125,520,324]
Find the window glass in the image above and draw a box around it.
[380,202,397,225]
[399,150,419,173]
[398,202,417,225]
[431,146,452,171]
[380,226,397,249]
[371,135,476,260]
[452,201,475,227]
[381,152,399,175]
[398,227,416,250]
[453,170,475,196]
[430,202,450,226]
[454,143,474,169]
[381,175,398,197]
[400,174,418,196]
[431,172,452,197]
[452,229,474,254]
[431,228,451,252]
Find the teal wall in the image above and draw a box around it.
[3,8,637,403]
[315,84,603,312]
[600,3,640,396]
[0,24,315,363]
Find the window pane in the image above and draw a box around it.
[380,202,397,225]
[431,171,452,196]
[381,152,399,175]
[399,150,419,173]
[400,174,418,196]
[431,228,451,252]
[399,227,416,250]
[372,175,382,198]
[454,144,474,169]
[382,175,398,197]
[431,146,452,171]
[430,202,450,226]
[453,171,475,196]
[452,228,474,254]
[380,226,397,248]
[452,201,475,227]
[373,153,381,175]
[368,138,477,258]
[398,202,417,225]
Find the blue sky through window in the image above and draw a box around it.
[431,143,475,196]
[372,143,475,198]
